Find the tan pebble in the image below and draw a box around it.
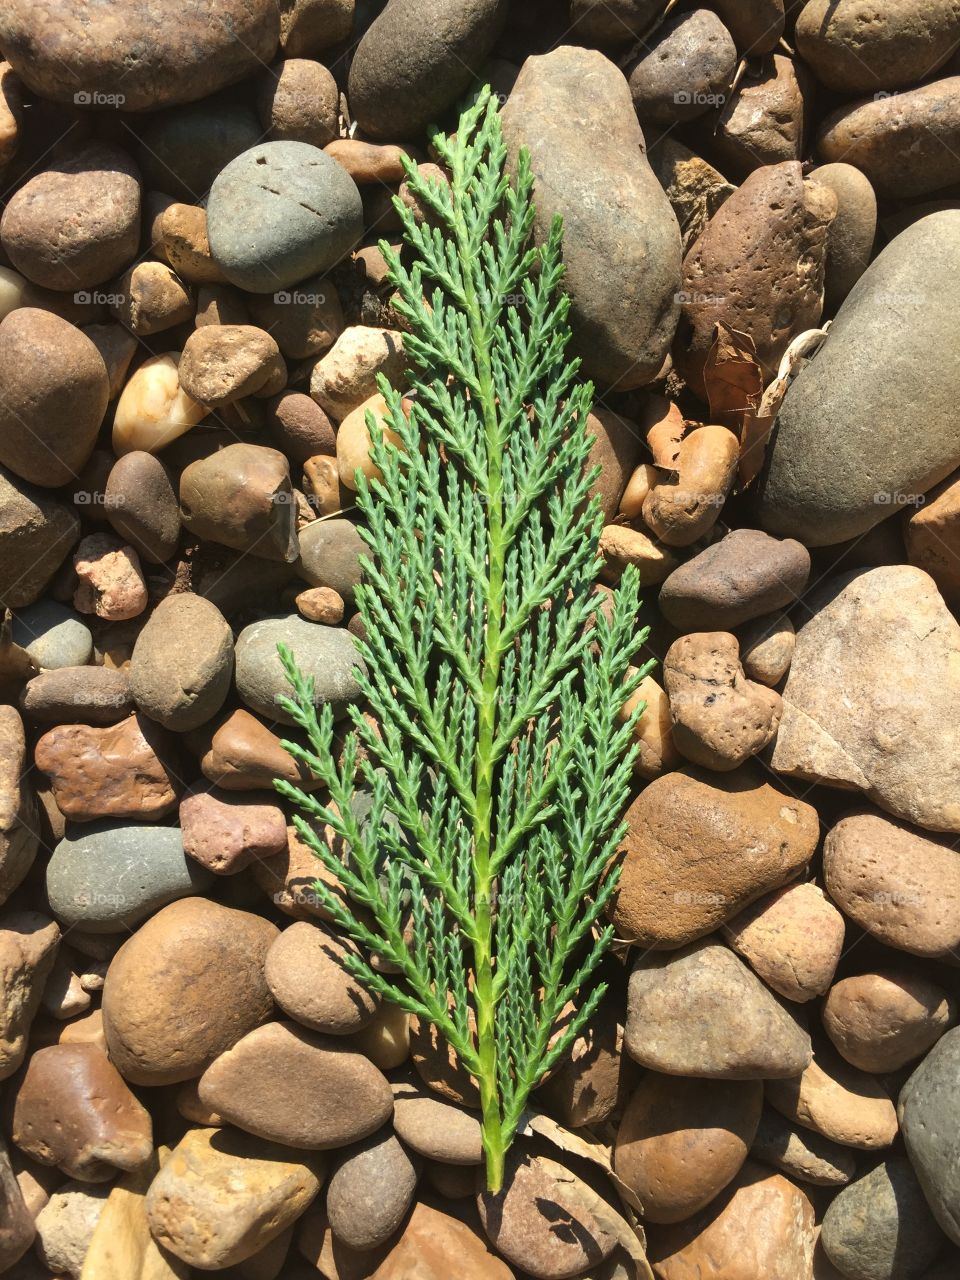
[158,201,227,284]
[258,57,338,148]
[178,325,284,407]
[738,612,795,686]
[619,670,680,780]
[324,139,414,184]
[723,881,845,1002]
[72,535,147,621]
[822,970,957,1073]
[618,462,659,520]
[346,1000,410,1070]
[598,524,679,585]
[766,1048,899,1149]
[643,425,739,547]
[302,454,351,517]
[309,325,406,422]
[295,586,345,624]
[336,391,408,491]
[112,353,208,456]
[110,261,193,337]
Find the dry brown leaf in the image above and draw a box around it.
[638,396,685,471]
[523,1111,645,1219]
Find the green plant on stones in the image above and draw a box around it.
[275,86,650,1193]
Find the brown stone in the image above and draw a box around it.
[0,911,59,1079]
[620,672,680,781]
[265,921,379,1034]
[823,970,957,1073]
[585,407,644,523]
[722,882,845,1003]
[157,202,226,285]
[625,940,813,1078]
[296,586,346,624]
[664,632,782,771]
[0,310,108,489]
[477,1152,618,1279]
[713,54,808,175]
[611,766,818,949]
[129,592,234,732]
[198,1020,393,1149]
[179,325,284,407]
[20,667,126,728]
[278,0,353,57]
[267,391,336,465]
[373,1200,512,1280]
[711,0,783,53]
[751,1107,857,1187]
[907,470,960,603]
[10,1044,152,1182]
[180,443,299,563]
[648,137,736,254]
[809,161,878,310]
[200,708,318,791]
[324,140,414,185]
[824,809,960,959]
[0,63,22,172]
[818,78,960,198]
[648,1162,816,1280]
[615,1074,761,1223]
[326,1128,419,1251]
[675,163,833,393]
[348,1001,411,1072]
[252,822,349,922]
[110,262,192,337]
[0,709,38,907]
[738,612,795,687]
[643,425,739,547]
[82,322,138,400]
[258,57,338,148]
[392,1080,482,1165]
[766,1047,899,1149]
[179,785,286,875]
[534,1000,625,1129]
[102,898,278,1085]
[0,145,140,292]
[628,9,736,126]
[104,452,180,565]
[0,470,80,609]
[35,714,180,823]
[409,1013,480,1108]
[145,1127,321,1271]
[0,1136,35,1272]
[72,534,147,621]
[658,528,811,632]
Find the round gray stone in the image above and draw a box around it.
[235,614,366,725]
[11,601,92,670]
[206,142,363,293]
[297,518,365,602]
[348,0,510,140]
[756,210,960,546]
[821,1158,945,1280]
[46,822,212,934]
[901,1026,960,1246]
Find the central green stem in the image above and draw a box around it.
[456,178,508,1194]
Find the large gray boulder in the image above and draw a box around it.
[901,1027,960,1246]
[501,47,682,391]
[756,211,960,545]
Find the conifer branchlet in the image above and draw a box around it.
[275,87,651,1192]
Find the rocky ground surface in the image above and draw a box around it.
[0,0,958,1277]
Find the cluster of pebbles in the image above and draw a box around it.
[0,0,959,1278]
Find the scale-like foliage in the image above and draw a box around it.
[275,87,651,1192]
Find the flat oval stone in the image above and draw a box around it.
[392,1081,482,1166]
[796,0,960,94]
[0,0,280,113]
[821,1158,945,1280]
[823,970,956,1074]
[348,0,509,140]
[625,939,813,1079]
[751,1106,856,1186]
[825,810,960,959]
[723,882,845,1003]
[130,593,233,732]
[11,602,91,670]
[615,1074,761,1223]
[766,1048,898,1150]
[102,898,278,1085]
[501,46,682,390]
[325,1128,419,1250]
[198,1020,393,1150]
[265,921,379,1035]
[20,667,133,725]
[104,452,179,565]
[45,822,211,933]
[0,310,108,489]
[756,212,960,544]
[207,142,363,293]
[235,614,366,725]
[900,1026,960,1246]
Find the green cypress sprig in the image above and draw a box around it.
[275,86,651,1192]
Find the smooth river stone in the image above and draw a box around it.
[756,211,960,545]
[0,0,281,113]
[500,46,682,390]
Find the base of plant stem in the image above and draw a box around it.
[483,1138,506,1194]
